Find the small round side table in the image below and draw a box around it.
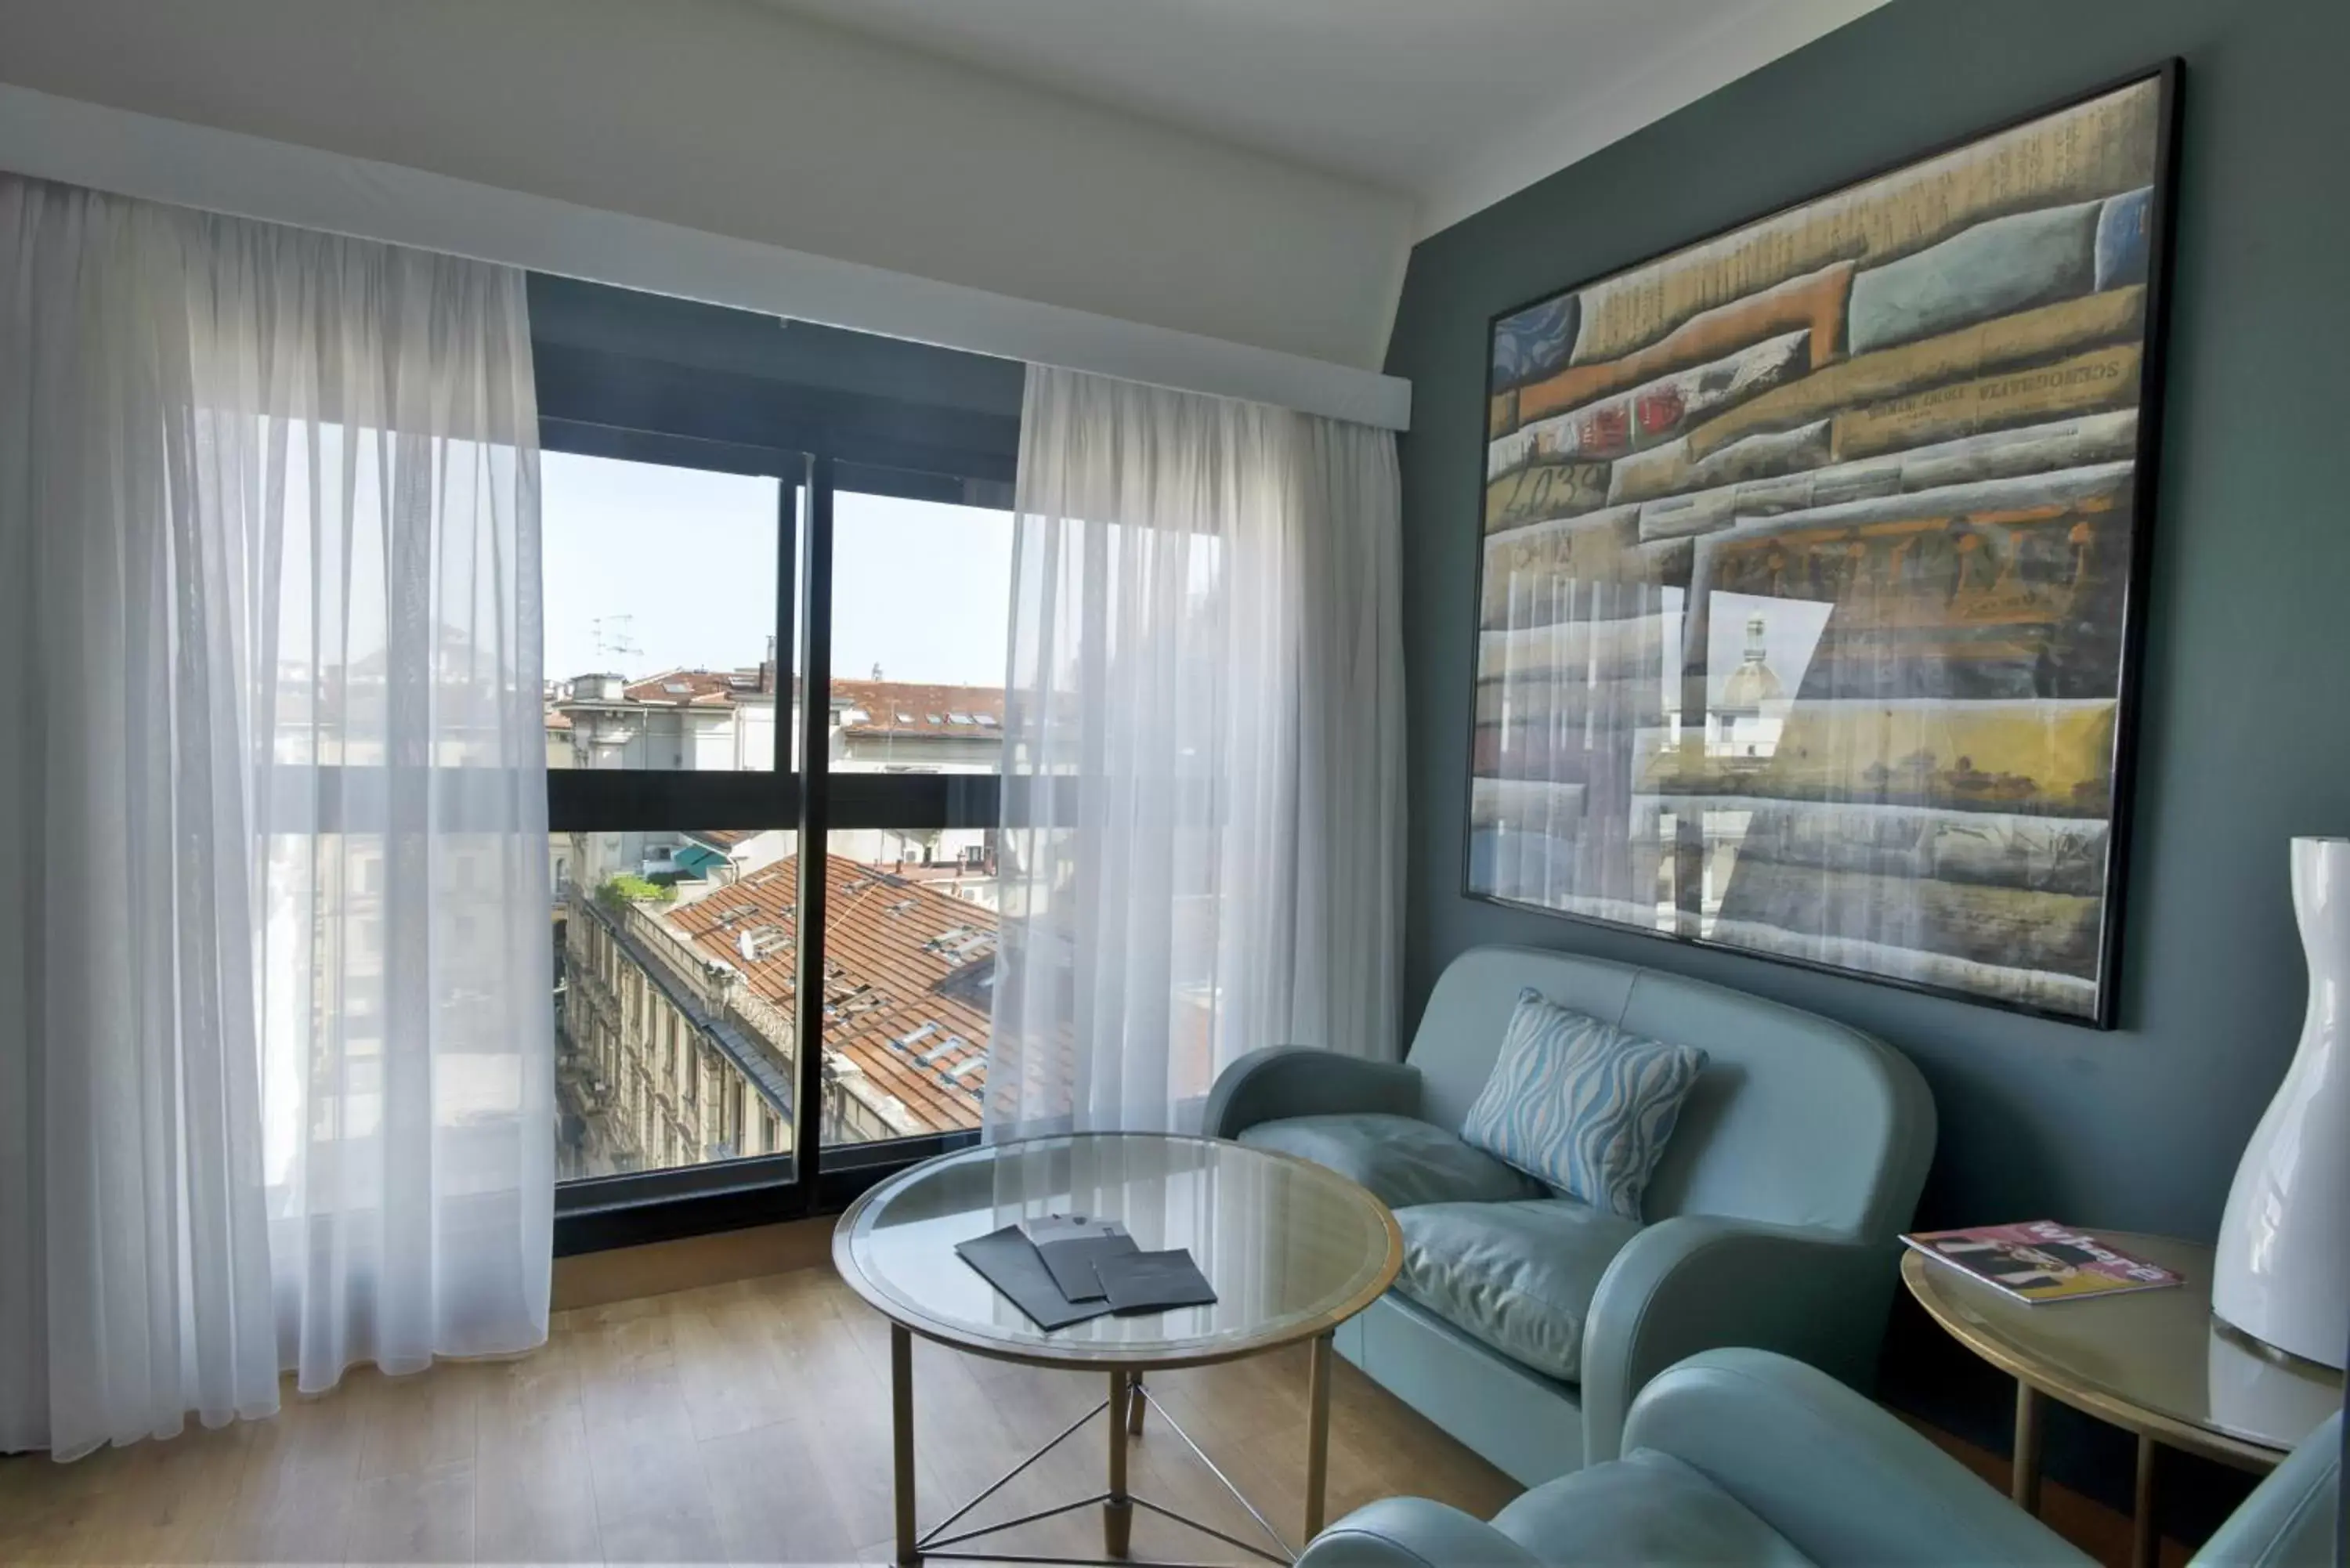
[1902,1233,2341,1568]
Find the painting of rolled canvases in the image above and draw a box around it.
[1468,68,2177,1025]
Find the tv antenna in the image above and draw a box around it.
[591,614,642,668]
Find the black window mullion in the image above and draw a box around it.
[826,772,1001,831]
[546,770,799,835]
[792,450,835,1176]
[776,477,800,779]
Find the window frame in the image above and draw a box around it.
[540,294,1011,1255]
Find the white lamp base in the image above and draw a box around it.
[2211,836,2350,1371]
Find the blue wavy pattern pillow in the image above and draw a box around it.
[1459,988,1709,1220]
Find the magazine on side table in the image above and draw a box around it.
[1901,1220,2185,1304]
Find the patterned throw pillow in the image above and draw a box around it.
[1460,988,1709,1221]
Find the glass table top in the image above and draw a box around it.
[833,1133,1402,1367]
[1903,1232,2343,1460]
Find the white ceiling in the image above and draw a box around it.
[761,0,1887,237]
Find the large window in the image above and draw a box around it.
[537,276,1021,1245]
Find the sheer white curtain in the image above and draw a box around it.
[0,175,551,1459]
[986,367,1402,1138]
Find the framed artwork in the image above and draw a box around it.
[1467,66,2178,1026]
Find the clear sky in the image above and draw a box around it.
[541,451,1013,688]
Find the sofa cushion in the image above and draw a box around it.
[1491,1448,1816,1567]
[1238,1113,1546,1209]
[1392,1198,1642,1383]
[1461,988,1708,1219]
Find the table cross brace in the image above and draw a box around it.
[913,1381,1295,1567]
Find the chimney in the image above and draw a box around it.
[758,634,776,695]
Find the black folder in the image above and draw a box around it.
[1038,1232,1141,1302]
[953,1225,1117,1331]
[1093,1248,1219,1313]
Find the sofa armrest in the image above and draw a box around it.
[1297,1497,1542,1568]
[2188,1411,2338,1568]
[1202,1046,1420,1140]
[1579,1216,1901,1463]
[1622,1349,2092,1566]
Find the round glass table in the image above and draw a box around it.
[1902,1233,2341,1568]
[833,1132,1403,1566]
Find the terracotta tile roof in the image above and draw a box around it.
[624,668,753,707]
[663,854,994,1133]
[685,829,758,851]
[829,679,1004,738]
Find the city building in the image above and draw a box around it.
[555,851,993,1179]
[827,677,1005,772]
[549,662,780,772]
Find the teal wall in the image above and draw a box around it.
[1385,0,2347,1512]
[1390,0,2346,1247]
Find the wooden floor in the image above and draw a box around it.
[0,1259,2183,1566]
[0,1265,1520,1566]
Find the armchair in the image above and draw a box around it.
[1298,1349,2341,1568]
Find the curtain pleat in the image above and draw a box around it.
[986,367,1403,1138]
[0,175,551,1458]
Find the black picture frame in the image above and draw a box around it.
[1460,61,2182,1030]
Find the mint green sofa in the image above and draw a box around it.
[1206,946,1936,1485]
[1299,1349,2342,1568]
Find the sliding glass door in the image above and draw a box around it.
[533,276,1020,1249]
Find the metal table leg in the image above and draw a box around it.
[2131,1433,2159,1568]
[1303,1333,1334,1544]
[892,1324,920,1566]
[1104,1368,1133,1558]
[2011,1381,2044,1514]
